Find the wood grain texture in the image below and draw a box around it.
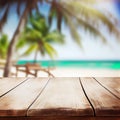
[95,77,120,99]
[0,117,120,120]
[29,117,120,120]
[0,78,49,116]
[0,78,28,97]
[80,77,120,116]
[28,78,93,116]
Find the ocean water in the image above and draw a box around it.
[17,60,120,70]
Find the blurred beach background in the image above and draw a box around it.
[0,0,120,77]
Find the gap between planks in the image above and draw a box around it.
[93,77,120,100]
[79,77,96,117]
[80,77,120,116]
[0,78,50,116]
[26,78,51,116]
[0,78,29,98]
[0,77,120,117]
[27,78,93,116]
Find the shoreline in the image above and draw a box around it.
[17,60,120,70]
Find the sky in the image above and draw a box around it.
[2,1,120,61]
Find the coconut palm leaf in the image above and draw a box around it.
[63,12,82,47]
[61,5,107,43]
[0,34,9,58]
[16,38,26,50]
[16,0,22,16]
[0,0,44,32]
[21,44,38,57]
[44,42,57,58]
[48,0,63,31]
[48,0,120,45]
[57,12,62,31]
[77,0,106,4]
[1,0,119,77]
[65,2,119,36]
[0,4,10,31]
[48,1,82,45]
[80,0,97,3]
[45,30,64,44]
[29,13,48,35]
[76,18,107,43]
[25,29,42,40]
[17,12,64,60]
[48,2,56,27]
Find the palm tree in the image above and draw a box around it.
[16,12,64,62]
[0,0,44,76]
[0,0,119,76]
[0,34,9,59]
[48,0,120,43]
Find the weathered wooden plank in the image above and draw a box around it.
[0,78,49,116]
[0,117,120,120]
[95,77,120,99]
[0,78,28,97]
[28,78,93,116]
[28,116,120,120]
[80,77,120,116]
[0,117,27,120]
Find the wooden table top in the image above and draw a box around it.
[0,77,120,119]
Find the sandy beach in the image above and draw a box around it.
[0,67,120,77]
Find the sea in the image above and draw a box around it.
[17,60,120,70]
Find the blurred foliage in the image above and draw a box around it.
[48,0,120,45]
[0,0,119,47]
[16,12,64,60]
[1,0,120,76]
[0,34,9,59]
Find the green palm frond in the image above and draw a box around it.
[0,34,9,58]
[45,30,64,44]
[63,12,82,47]
[17,12,64,59]
[0,34,8,45]
[0,4,10,31]
[48,0,117,45]
[48,2,57,27]
[66,0,97,4]
[77,0,108,4]
[16,38,26,50]
[76,18,107,43]
[48,1,63,31]
[44,42,57,59]
[65,2,119,36]
[21,44,38,57]
[25,29,42,41]
[58,1,120,44]
[29,13,48,34]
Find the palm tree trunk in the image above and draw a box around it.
[34,49,38,63]
[3,6,29,77]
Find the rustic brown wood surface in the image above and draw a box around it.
[95,77,120,99]
[0,116,120,120]
[28,78,93,116]
[0,78,28,97]
[0,78,49,116]
[80,77,120,116]
[0,77,120,120]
